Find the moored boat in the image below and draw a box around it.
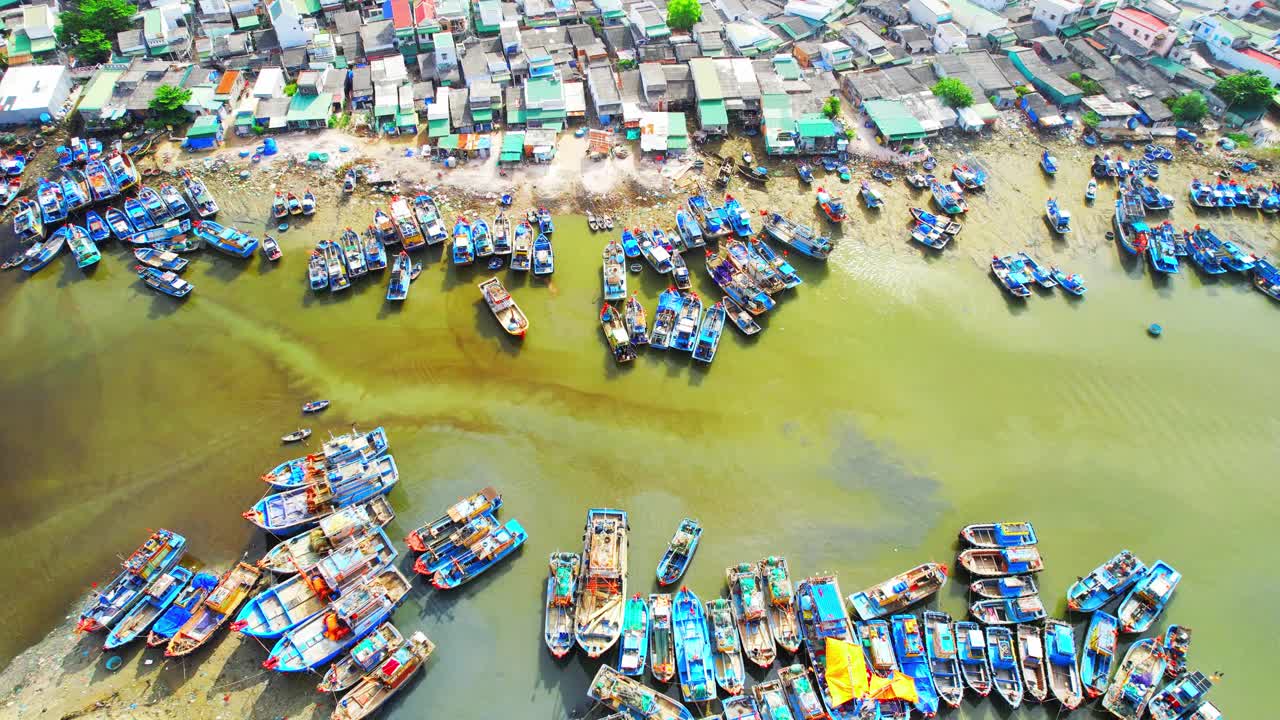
[955,620,992,697]
[848,562,948,621]
[261,235,282,261]
[969,595,1046,625]
[84,210,110,242]
[165,563,261,657]
[136,265,193,297]
[638,230,674,273]
[410,513,502,577]
[159,184,190,217]
[309,249,329,291]
[243,456,399,535]
[181,170,219,217]
[958,546,1043,577]
[970,575,1037,599]
[892,614,941,716]
[1079,611,1119,698]
[722,295,761,335]
[1044,619,1083,710]
[372,209,397,245]
[60,171,91,212]
[649,593,677,683]
[619,594,650,676]
[66,224,100,269]
[321,240,349,292]
[193,220,258,258]
[105,207,133,241]
[124,197,153,231]
[402,487,502,553]
[412,195,447,245]
[510,222,533,270]
[759,556,800,654]
[36,178,66,224]
[301,189,316,215]
[987,626,1023,709]
[991,255,1031,298]
[726,563,775,669]
[601,302,636,363]
[860,180,884,209]
[707,598,744,695]
[603,240,627,300]
[751,679,794,720]
[723,695,763,720]
[545,552,581,659]
[799,574,879,719]
[816,186,847,223]
[103,565,194,649]
[1117,560,1180,633]
[1067,550,1146,612]
[84,160,118,203]
[106,151,138,190]
[670,248,692,290]
[691,302,726,364]
[672,587,716,703]
[431,518,527,589]
[778,663,827,720]
[479,276,529,337]
[575,508,629,658]
[675,210,704,249]
[13,198,44,242]
[1017,624,1049,703]
[1148,671,1215,720]
[1163,624,1191,679]
[259,498,395,574]
[471,218,495,257]
[386,251,411,301]
[391,196,425,251]
[138,186,170,222]
[961,521,1036,547]
[1041,149,1058,174]
[532,233,554,275]
[331,630,434,720]
[339,228,367,278]
[1046,198,1071,234]
[21,227,67,273]
[318,622,404,694]
[588,664,693,720]
[922,610,963,709]
[135,246,188,272]
[656,518,701,586]
[649,287,683,350]
[1101,638,1165,719]
[146,571,219,647]
[670,291,703,353]
[623,294,649,346]
[124,218,193,247]
[362,230,388,271]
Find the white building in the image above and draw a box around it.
[0,65,72,125]
[933,22,968,53]
[252,67,286,98]
[908,0,951,32]
[266,0,309,48]
[1031,0,1082,33]
[434,31,458,70]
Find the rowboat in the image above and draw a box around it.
[1041,149,1058,174]
[1044,619,1083,710]
[21,228,67,273]
[779,663,826,719]
[309,249,329,291]
[492,213,512,254]
[649,593,676,683]
[260,234,282,261]
[472,218,494,257]
[272,192,289,219]
[286,192,303,215]
[847,562,948,620]
[603,240,627,300]
[165,563,261,657]
[104,565,194,650]
[386,251,411,301]
[532,233,554,275]
[36,178,66,224]
[922,610,963,709]
[723,695,762,720]
[670,292,703,353]
[1117,560,1180,633]
[139,186,170,222]
[303,399,330,414]
[479,277,529,337]
[13,198,43,242]
[969,575,1037,599]
[986,626,1023,709]
[758,556,800,654]
[1101,638,1165,719]
[953,620,991,698]
[106,151,138,190]
[1079,611,1118,698]
[1046,198,1071,234]
[332,631,434,720]
[264,568,411,671]
[969,595,1046,625]
[575,508,629,658]
[146,571,219,647]
[510,222,533,270]
[136,265,193,297]
[958,546,1043,577]
[159,184,190,217]
[1086,178,1098,201]
[623,294,648,346]
[318,622,405,694]
[722,195,753,236]
[180,170,218,217]
[722,295,761,335]
[300,189,316,215]
[860,180,884,209]
[639,230,673,273]
[649,288,682,349]
[1067,550,1146,612]
[343,170,357,194]
[259,498,395,574]
[60,171,91,212]
[799,574,879,719]
[725,563,775,669]
[672,587,715,703]
[1162,624,1191,679]
[588,665,693,720]
[675,210,704,249]
[101,208,131,242]
[280,429,309,444]
[816,186,847,223]
[601,303,636,363]
[193,220,258,258]
[431,518,526,589]
[1148,671,1215,720]
[691,302,726,364]
[544,552,581,658]
[339,228,367,277]
[961,521,1036,547]
[707,598,744,694]
[125,218,192,247]
[536,207,554,234]
[670,248,692,290]
[893,614,941,716]
[243,456,399,535]
[135,247,188,272]
[124,197,153,231]
[651,518,700,585]
[1017,624,1048,703]
[747,237,802,289]
[618,594,650,676]
[66,224,100,269]
[361,230,388,271]
[1,151,26,177]
[390,196,424,251]
[750,680,792,720]
[411,196,447,244]
[403,487,501,553]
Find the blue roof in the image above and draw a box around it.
[812,582,844,622]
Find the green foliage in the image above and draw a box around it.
[1225,131,1253,148]
[149,84,192,127]
[284,82,298,97]
[822,96,841,119]
[931,78,974,108]
[617,59,638,70]
[1214,71,1274,109]
[585,16,602,34]
[1014,85,1032,97]
[57,0,137,42]
[665,0,702,31]
[1170,92,1208,124]
[1067,72,1102,95]
[251,123,266,136]
[1081,110,1101,129]
[70,28,113,63]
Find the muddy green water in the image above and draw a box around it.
[0,149,1272,718]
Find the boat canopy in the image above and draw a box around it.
[811,583,844,623]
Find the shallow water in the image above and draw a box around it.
[0,147,1273,718]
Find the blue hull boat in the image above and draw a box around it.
[1148,222,1180,273]
[960,521,1036,547]
[798,574,876,719]
[430,518,527,589]
[105,207,134,241]
[78,529,187,633]
[618,594,649,677]
[922,611,963,709]
[146,571,219,647]
[124,198,154,231]
[104,566,193,650]
[891,614,940,716]
[722,196,753,236]
[856,619,910,719]
[672,587,716,703]
[411,513,501,577]
[688,195,728,237]
[85,211,110,242]
[36,178,66,225]
[956,620,992,697]
[620,228,641,258]
[1079,611,1118,699]
[21,227,67,273]
[1045,619,1084,710]
[263,426,390,489]
[537,208,554,234]
[649,287,683,350]
[675,210,704,249]
[970,596,1046,625]
[1102,638,1165,718]
[138,186,171,223]
[656,518,702,586]
[244,456,399,535]
[1117,560,1180,633]
[194,219,258,258]
[532,233,554,275]
[1149,671,1214,720]
[1041,150,1058,174]
[986,626,1024,709]
[1067,549,1146,612]
[748,237,802,289]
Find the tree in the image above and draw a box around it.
[70,28,113,63]
[57,0,138,44]
[149,85,192,127]
[666,0,701,31]
[1081,110,1101,130]
[1170,92,1209,124]
[932,78,974,108]
[822,96,841,119]
[1213,71,1274,110]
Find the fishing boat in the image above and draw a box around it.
[60,171,90,212]
[670,249,693,290]
[1163,624,1191,679]
[479,277,529,337]
[1185,229,1227,275]
[124,197,153,231]
[509,222,533,271]
[757,556,800,655]
[922,611,963,709]
[158,184,189,218]
[362,231,388,271]
[638,230,674,274]
[308,249,329,291]
[1,151,26,176]
[297,189,315,216]
[1086,178,1098,201]
[20,227,66,273]
[652,518,701,586]
[670,292,703,353]
[124,218,192,247]
[1067,550,1146,612]
[135,246,188,273]
[931,181,967,215]
[263,429,390,488]
[100,562,195,649]
[675,210,705,249]
[722,195,753,236]
[410,513,506,578]
[725,563,775,669]
[410,196,446,245]
[451,217,474,266]
[601,302,636,363]
[722,695,763,720]
[764,213,834,260]
[847,562,948,621]
[1101,638,1166,719]
[64,225,99,270]
[145,571,219,647]
[961,521,1036,547]
[487,213,512,255]
[193,220,258,258]
[335,228,365,278]
[1014,252,1056,288]
[721,295,761,336]
[13,198,43,242]
[575,508,629,658]
[260,500,394,575]
[264,568,411,671]
[603,240,627,300]
[431,518,527,589]
[588,665,694,720]
[36,178,66,224]
[285,192,303,216]
[343,170,357,194]
[618,594,650,677]
[751,680,794,720]
[749,237,802,289]
[1216,233,1257,272]
[84,210,109,243]
[302,399,330,414]
[1041,149,1058,174]
[707,598,744,694]
[331,631,434,720]
[959,546,1043,576]
[856,618,913,720]
[892,614,941,716]
[985,626,1023,709]
[1044,619,1084,710]
[649,287,682,350]
[371,209,396,246]
[797,574,880,719]
[688,195,729,238]
[953,620,991,698]
[1017,624,1048,703]
[536,207,554,234]
[100,209,130,243]
[1052,267,1087,295]
[471,218,495,257]
[106,151,139,190]
[970,576,1037,599]
[384,251,410,301]
[318,622,405,694]
[1079,611,1119,698]
[165,563,260,657]
[1045,198,1071,234]
[692,302,726,364]
[860,180,884,209]
[178,170,217,217]
[139,186,170,223]
[649,593,677,683]
[1185,703,1222,720]
[618,228,643,261]
[1117,560,1180,633]
[1252,258,1280,301]
[387,196,423,251]
[815,186,848,223]
[1148,671,1215,720]
[544,552,581,659]
[1147,222,1180,274]
[532,233,554,275]
[970,595,1046,625]
[624,294,649,346]
[402,487,501,553]
[778,664,829,720]
[243,456,399,535]
[84,160,117,203]
[136,265,193,297]
[672,587,716,703]
[256,234,280,262]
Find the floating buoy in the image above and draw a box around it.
[338,145,350,153]
[105,656,123,671]
[1148,323,1163,337]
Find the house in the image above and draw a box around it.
[1107,6,1175,57]
[819,40,855,72]
[427,86,450,136]
[253,67,287,98]
[266,0,310,49]
[360,19,397,58]
[908,0,951,32]
[794,113,847,154]
[1081,94,1137,126]
[725,19,781,56]
[761,92,795,155]
[948,0,1009,37]
[891,25,934,54]
[587,64,622,123]
[1132,93,1173,126]
[593,0,626,25]
[863,98,928,142]
[467,80,500,131]
[1007,47,1083,105]
[785,0,846,24]
[0,65,72,126]
[689,57,729,134]
[4,5,60,66]
[232,95,259,135]
[1189,14,1280,84]
[138,4,192,59]
[639,111,690,154]
[793,40,821,68]
[351,66,374,108]
[286,68,334,129]
[77,65,129,132]
[1031,0,1082,33]
[184,114,224,150]
[213,70,245,104]
[1019,91,1066,127]
[628,2,671,45]
[434,31,458,70]
[523,74,567,130]
[934,22,968,53]
[846,22,894,65]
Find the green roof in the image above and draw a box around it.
[540,121,563,131]
[438,134,459,149]
[186,115,221,137]
[668,112,688,137]
[525,107,565,123]
[697,99,728,128]
[428,117,450,137]
[796,113,837,138]
[397,111,417,128]
[773,56,802,81]
[526,76,563,107]
[863,99,927,141]
[143,9,162,37]
[472,107,493,122]
[286,93,331,122]
[8,30,30,56]
[1147,56,1183,75]
[295,0,321,14]
[501,133,524,151]
[667,136,689,149]
[78,69,125,113]
[507,107,526,123]
[28,34,58,54]
[236,14,261,29]
[0,0,21,8]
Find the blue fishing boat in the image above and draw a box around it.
[136,265,194,297]
[722,695,763,720]
[532,233,554,275]
[363,231,388,271]
[1066,549,1146,612]
[637,231,673,274]
[656,519,702,586]
[675,210,704,248]
[958,545,1043,576]
[135,247,188,273]
[472,217,494,257]
[764,213,834,259]
[13,198,43,242]
[104,565,194,650]
[126,218,192,246]
[860,180,884,209]
[60,171,90,212]
[796,162,814,183]
[1041,149,1058,174]
[669,291,702,353]
[124,197,153,230]
[146,571,219,647]
[160,184,191,217]
[1163,624,1192,679]
[931,180,967,215]
[1188,179,1216,208]
[431,518,526,589]
[750,680,793,720]
[688,194,728,238]
[1101,638,1165,719]
[536,207,554,234]
[162,566,258,657]
[618,594,649,676]
[620,228,642,258]
[1215,234,1257,272]
[21,227,67,273]
[798,574,878,719]
[66,224,100,269]
[1016,252,1056,288]
[603,240,627,300]
[748,237,802,289]
[970,595,1046,625]
[386,251,411,301]
[308,248,329,291]
[922,611,963,709]
[892,615,940,716]
[106,151,139,190]
[649,287,683,350]
[1148,221,1180,274]
[36,178,66,224]
[1044,619,1084,710]
[986,626,1023,709]
[954,620,991,698]
[857,618,912,720]
[672,587,715,703]
[102,208,132,242]
[1046,198,1071,234]
[244,456,399,535]
[84,211,110,242]
[589,665,694,720]
[193,219,258,258]
[991,255,1031,298]
[1051,266,1087,295]
[848,563,948,622]
[722,196,753,236]
[1149,671,1215,720]
[692,302,726,364]
[411,512,502,577]
[778,663,829,720]
[84,160,117,202]
[181,170,219,217]
[78,530,188,633]
[961,521,1036,547]
[138,186,170,222]
[1,151,26,176]
[1117,560,1180,633]
[262,430,390,489]
[450,217,474,266]
[264,568,411,672]
[1079,611,1118,699]
[545,553,581,659]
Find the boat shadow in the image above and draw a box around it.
[126,280,186,319]
[409,549,522,626]
[472,299,523,356]
[201,253,254,284]
[988,273,1029,316]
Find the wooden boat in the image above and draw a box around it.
[1017,624,1049,703]
[124,197,153,231]
[431,518,526,589]
[758,556,800,654]
[1252,257,1280,302]
[343,170,357,194]
[1079,611,1119,698]
[471,218,495,257]
[138,186,170,222]
[60,171,91,212]
[722,695,762,720]
[622,294,648,346]
[960,521,1036,547]
[649,593,676,683]
[106,151,138,190]
[322,240,350,292]
[488,212,512,255]
[725,563,775,669]
[922,611,963,709]
[575,508,629,658]
[1117,560,1180,633]
[1185,703,1222,720]
[707,598,744,695]
[931,180,967,215]
[0,178,22,210]
[601,303,636,363]
[860,180,884,209]
[390,196,424,251]
[84,210,110,243]
[649,288,682,350]
[675,210,704,249]
[12,198,43,243]
[259,499,395,575]
[955,620,992,697]
[536,207,554,234]
[544,552,581,658]
[1041,149,1058,174]
[411,512,504,577]
[725,240,785,295]
[638,230,673,273]
[763,212,834,260]
[264,569,411,672]
[286,192,302,215]
[145,571,219,647]
[747,237,802,289]
[66,224,100,269]
[262,426,390,490]
[103,565,193,650]
[688,194,729,238]
[619,594,650,676]
[1,150,26,177]
[656,518,701,585]
[691,302,725,364]
[1046,198,1072,234]
[302,399,330,414]
[958,546,1043,577]
[672,587,715,703]
[318,622,405,694]
[386,251,411,301]
[986,626,1023,709]
[779,663,828,720]
[362,230,388,271]
[970,595,1046,625]
[670,248,692,290]
[194,220,258,258]
[372,209,397,245]
[124,218,193,247]
[243,456,399,535]
[510,222,533,271]
[165,563,261,657]
[1044,619,1084,710]
[799,574,880,719]
[309,249,329,291]
[1148,671,1215,720]
[1051,266,1087,295]
[281,428,310,443]
[136,265,193,297]
[970,575,1037,599]
[479,277,529,337]
[20,228,67,273]
[670,292,703,353]
[331,630,434,720]
[36,178,66,225]
[1101,638,1166,719]
[339,228,367,278]
[301,189,316,215]
[410,195,446,245]
[847,562,947,621]
[750,679,792,720]
[134,247,188,273]
[261,234,282,261]
[453,218,477,266]
[602,240,627,300]
[159,184,190,217]
[892,614,941,716]
[102,207,131,242]
[1162,624,1191,679]
[1067,549,1146,612]
[180,170,218,217]
[402,487,501,553]
[722,295,761,336]
[588,665,694,720]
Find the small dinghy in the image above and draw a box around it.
[302,400,330,414]
[543,552,581,658]
[656,518,702,586]
[1079,611,1119,698]
[922,611,964,709]
[281,429,311,443]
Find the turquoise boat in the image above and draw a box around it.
[675,210,704,249]
[656,519,701,585]
[986,626,1023,709]
[78,529,187,633]
[707,597,744,695]
[1045,619,1083,710]
[1148,221,1180,273]
[799,574,878,719]
[124,198,153,230]
[21,227,67,273]
[104,566,193,650]
[411,512,501,577]
[1102,638,1166,719]
[588,665,693,720]
[138,186,170,222]
[532,233,554,275]
[856,618,910,720]
[747,237,802,289]
[955,620,991,697]
[722,195,753,236]
[691,302,726,364]
[751,679,793,720]
[969,575,1037,599]
[430,518,527,589]
[1149,671,1215,720]
[921,611,962,709]
[648,287,684,350]
[146,571,219,647]
[84,211,110,242]
[670,291,703,353]
[244,456,399,535]
[891,614,940,716]
[193,219,258,258]
[1066,549,1146,612]
[618,594,649,676]
[263,426,390,489]
[970,595,1046,625]
[1118,560,1180,633]
[544,552,581,659]
[960,521,1036,547]
[1079,611,1118,699]
[66,225,100,270]
[672,587,715,703]
[105,207,133,241]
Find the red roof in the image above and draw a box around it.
[390,0,412,29]
[1242,47,1280,71]
[215,71,240,95]
[413,0,434,24]
[1113,7,1168,33]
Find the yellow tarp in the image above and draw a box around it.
[869,671,919,704]
[824,637,869,706]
